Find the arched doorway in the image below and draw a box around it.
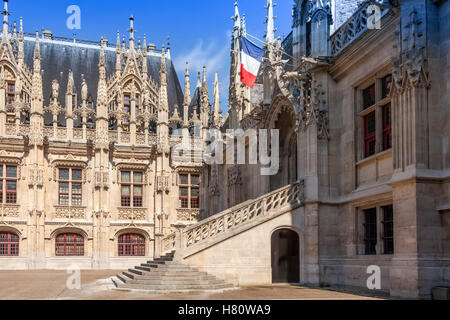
[271,229,300,283]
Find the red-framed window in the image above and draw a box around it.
[58,168,83,206]
[0,165,18,204]
[364,112,376,158]
[382,103,392,151]
[179,173,200,209]
[0,232,19,256]
[6,82,15,105]
[120,171,143,208]
[55,233,84,256]
[118,234,145,256]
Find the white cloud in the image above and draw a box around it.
[173,30,232,112]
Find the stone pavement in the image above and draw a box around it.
[0,271,385,300]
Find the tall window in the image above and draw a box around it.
[179,174,200,209]
[360,205,395,256]
[382,205,394,254]
[118,234,145,256]
[120,171,143,207]
[6,82,15,105]
[55,233,84,256]
[364,208,377,255]
[362,84,376,110]
[58,168,83,206]
[359,74,393,159]
[0,232,19,256]
[382,103,392,151]
[0,165,18,204]
[364,112,376,158]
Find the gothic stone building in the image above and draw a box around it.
[173,0,448,299]
[0,1,224,270]
[0,0,449,300]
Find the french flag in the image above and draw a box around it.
[241,37,264,89]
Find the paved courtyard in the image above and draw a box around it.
[0,271,385,300]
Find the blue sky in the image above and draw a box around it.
[8,0,294,111]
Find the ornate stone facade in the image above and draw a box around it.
[0,1,222,270]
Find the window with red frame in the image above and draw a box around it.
[6,82,15,105]
[364,112,376,158]
[0,232,19,256]
[120,171,143,208]
[118,234,145,256]
[0,165,17,204]
[179,174,200,209]
[55,233,84,256]
[58,168,83,206]
[382,103,392,150]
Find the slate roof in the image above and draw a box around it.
[22,36,184,112]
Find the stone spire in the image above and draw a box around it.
[141,34,148,78]
[97,38,107,118]
[241,14,247,37]
[1,0,10,42]
[232,2,241,40]
[115,31,122,76]
[200,65,210,127]
[213,72,222,127]
[264,0,276,44]
[66,69,74,96]
[128,15,135,52]
[18,16,24,65]
[32,30,43,106]
[183,62,191,125]
[158,46,168,119]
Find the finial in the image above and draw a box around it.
[264,0,276,44]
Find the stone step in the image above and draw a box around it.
[123,279,227,286]
[139,263,194,270]
[129,269,208,277]
[123,273,219,282]
[115,250,234,293]
[117,283,233,291]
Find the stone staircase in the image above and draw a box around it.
[112,251,234,293]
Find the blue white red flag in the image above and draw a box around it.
[241,37,264,88]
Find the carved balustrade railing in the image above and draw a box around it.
[162,232,177,254]
[161,181,304,254]
[329,1,389,56]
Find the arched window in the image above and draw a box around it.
[55,233,84,256]
[118,234,145,256]
[0,232,19,256]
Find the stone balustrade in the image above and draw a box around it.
[161,181,304,254]
[329,1,389,56]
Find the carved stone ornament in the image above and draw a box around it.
[391,8,430,93]
[228,165,241,186]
